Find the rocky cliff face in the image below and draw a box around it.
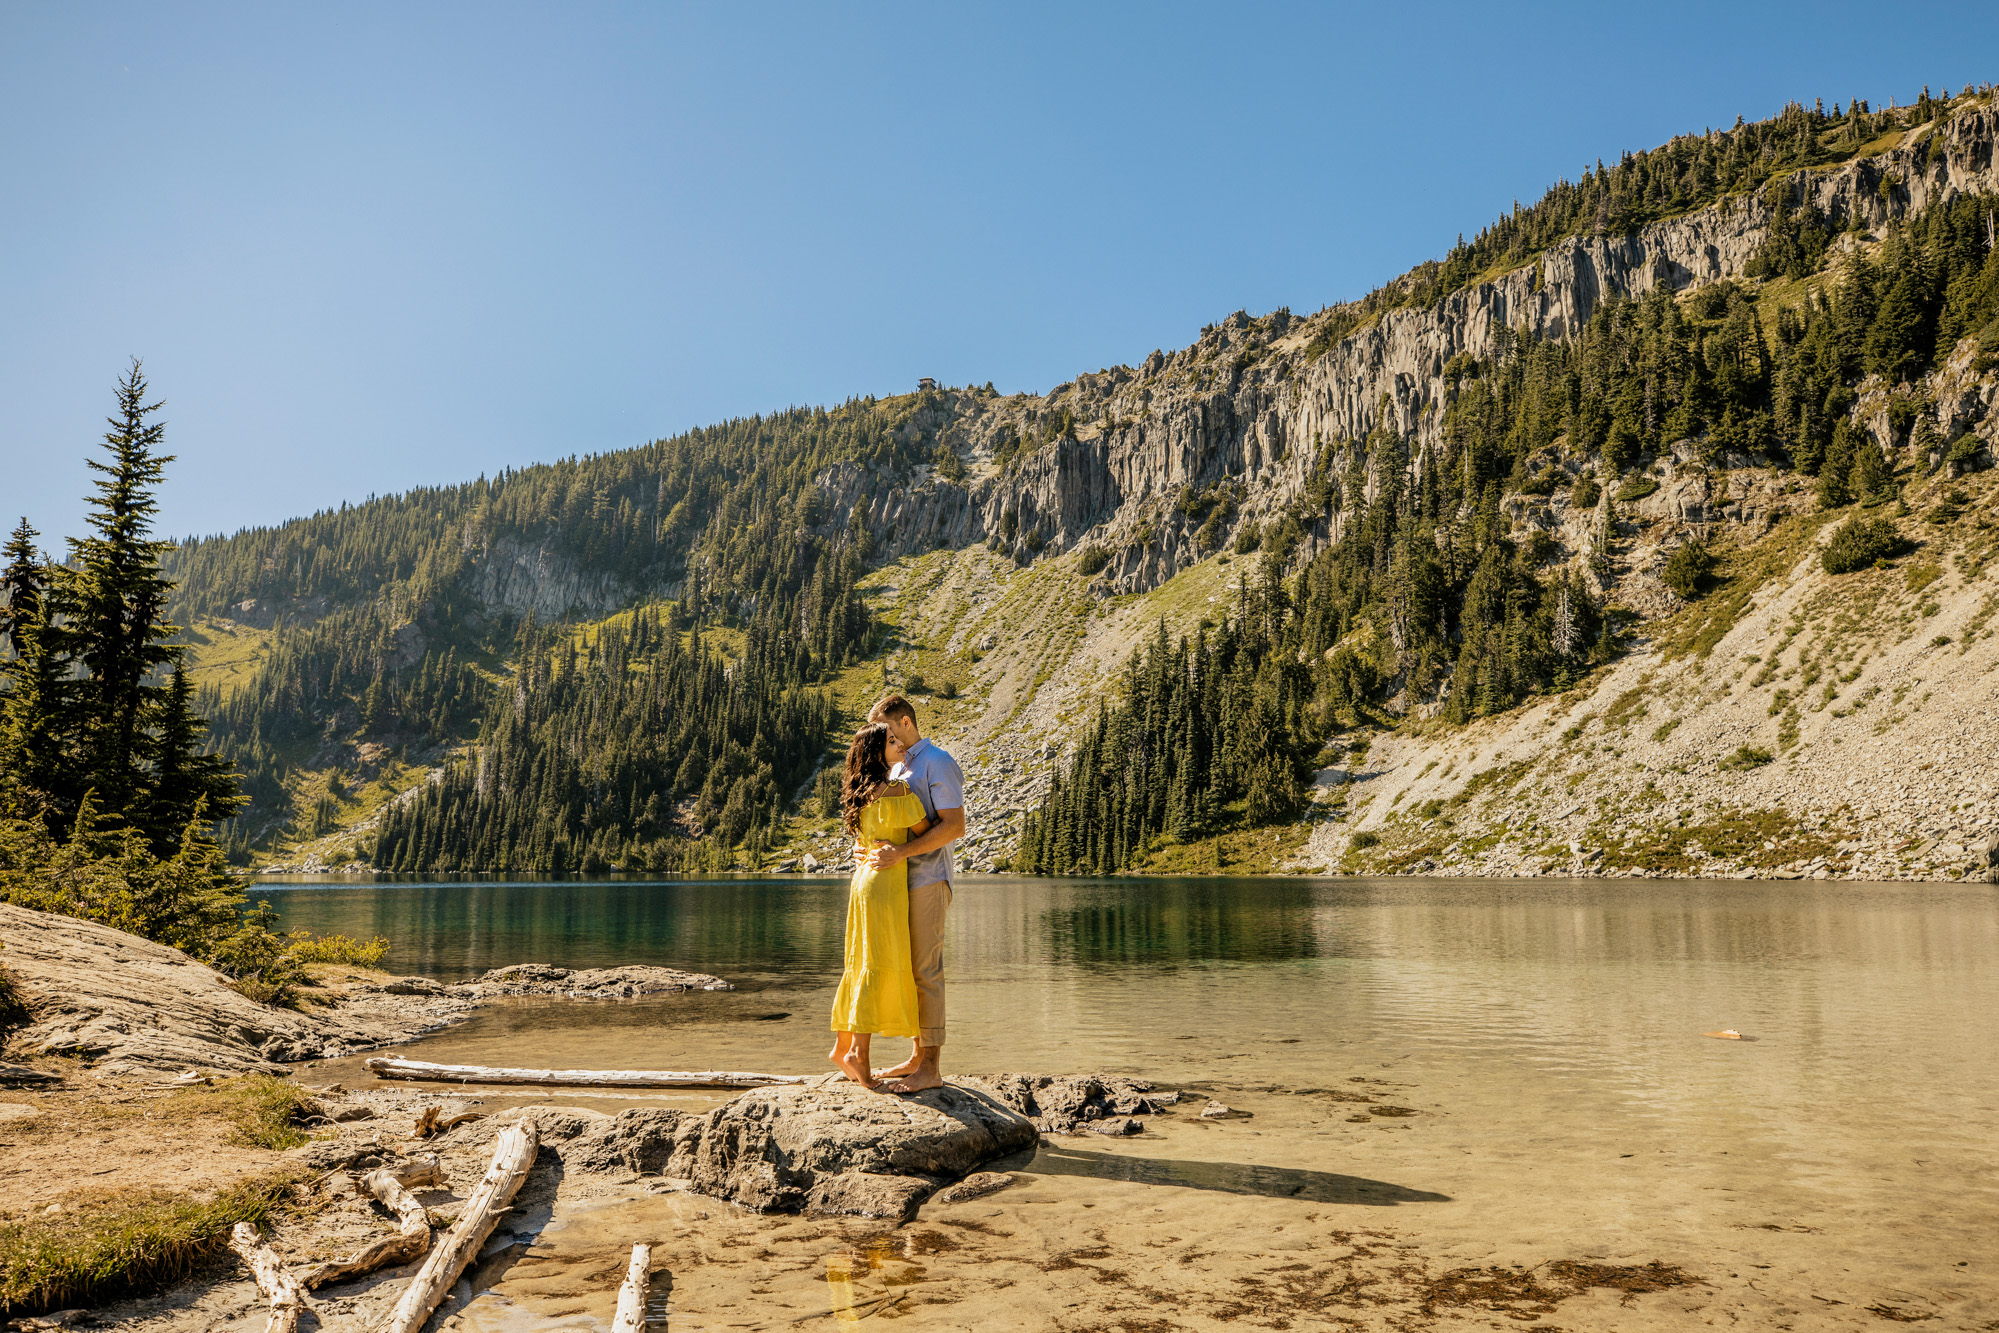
[823,105,1999,596]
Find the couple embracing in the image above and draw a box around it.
[828,693,964,1094]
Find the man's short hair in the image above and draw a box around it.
[870,693,918,728]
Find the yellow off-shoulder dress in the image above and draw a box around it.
[829,783,928,1038]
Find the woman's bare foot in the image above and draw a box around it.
[830,1034,878,1089]
[874,1055,921,1079]
[834,1049,878,1089]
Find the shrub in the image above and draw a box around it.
[1663,539,1714,599]
[1615,475,1660,501]
[1719,745,1774,771]
[1350,830,1380,849]
[904,672,928,695]
[1571,474,1602,509]
[1821,515,1909,574]
[286,933,388,967]
[938,680,960,700]
[1076,546,1111,576]
[1233,522,1263,555]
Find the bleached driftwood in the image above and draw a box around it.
[611,1243,652,1333]
[413,1105,485,1138]
[227,1222,309,1333]
[302,1156,445,1289]
[383,1120,539,1333]
[366,1056,805,1089]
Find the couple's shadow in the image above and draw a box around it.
[1019,1141,1450,1206]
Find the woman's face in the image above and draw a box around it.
[884,735,908,765]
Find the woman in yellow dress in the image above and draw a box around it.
[828,723,931,1090]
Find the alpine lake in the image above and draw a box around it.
[252,873,1999,1331]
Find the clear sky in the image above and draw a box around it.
[3,2,1994,550]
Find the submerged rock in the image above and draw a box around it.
[965,1073,1177,1133]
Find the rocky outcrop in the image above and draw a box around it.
[0,906,730,1075]
[0,903,456,1073]
[464,536,659,620]
[817,105,1999,596]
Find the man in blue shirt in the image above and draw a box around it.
[860,692,964,1092]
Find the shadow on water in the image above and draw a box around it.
[1029,1143,1451,1206]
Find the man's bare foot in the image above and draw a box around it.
[882,1071,944,1093]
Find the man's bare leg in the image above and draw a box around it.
[882,1044,942,1093]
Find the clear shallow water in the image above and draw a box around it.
[252,872,1999,1129]
[254,873,1999,1328]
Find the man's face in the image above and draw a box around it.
[876,711,920,751]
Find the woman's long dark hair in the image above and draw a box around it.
[842,723,893,833]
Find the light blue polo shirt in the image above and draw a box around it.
[892,737,964,888]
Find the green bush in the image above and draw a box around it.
[1350,830,1380,849]
[1663,539,1715,598]
[1820,515,1909,574]
[1075,546,1111,576]
[1615,475,1660,501]
[938,680,960,700]
[1570,474,1602,509]
[1233,522,1262,555]
[1719,745,1774,771]
[280,932,387,967]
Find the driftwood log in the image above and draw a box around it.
[227,1222,309,1333]
[413,1105,485,1138]
[367,1056,805,1089]
[383,1120,539,1333]
[302,1155,445,1289]
[611,1244,652,1333]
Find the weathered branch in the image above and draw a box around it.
[611,1244,651,1333]
[367,1056,804,1089]
[382,1120,539,1333]
[302,1155,445,1289]
[228,1222,309,1333]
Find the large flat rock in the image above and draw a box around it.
[0,906,734,1076]
[546,1076,1042,1222]
[0,902,335,1073]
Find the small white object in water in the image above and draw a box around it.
[1703,1029,1744,1040]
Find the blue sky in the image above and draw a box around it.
[3,2,1994,549]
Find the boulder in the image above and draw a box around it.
[659,1078,1036,1221]
[0,902,339,1073]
